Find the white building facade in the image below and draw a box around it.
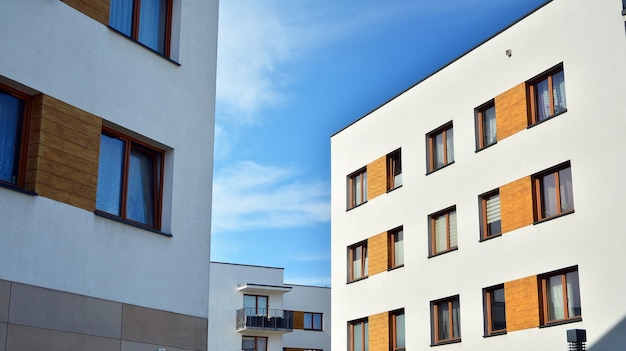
[0,0,218,350]
[330,0,626,350]
[209,262,331,351]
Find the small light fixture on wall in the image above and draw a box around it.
[505,49,512,57]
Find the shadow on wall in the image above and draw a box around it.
[588,315,626,350]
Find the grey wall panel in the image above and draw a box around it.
[6,324,120,351]
[0,280,9,323]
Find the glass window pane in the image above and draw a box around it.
[394,230,404,266]
[566,271,582,317]
[552,70,567,114]
[437,302,450,341]
[434,133,444,169]
[313,313,322,330]
[109,0,133,36]
[242,337,255,351]
[243,295,256,316]
[352,247,362,279]
[452,299,461,338]
[434,215,446,253]
[363,321,369,351]
[547,275,565,320]
[138,0,167,53]
[257,296,268,315]
[535,78,550,121]
[353,323,363,351]
[96,134,125,216]
[491,288,506,331]
[395,313,405,348]
[0,92,24,184]
[541,173,557,218]
[126,146,156,226]
[304,313,312,329]
[559,167,574,212]
[449,211,457,248]
[256,337,267,351]
[483,106,496,146]
[446,128,454,163]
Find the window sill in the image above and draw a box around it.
[388,264,404,272]
[527,109,567,129]
[387,184,402,193]
[107,26,181,66]
[428,246,458,259]
[426,161,455,176]
[533,210,575,225]
[479,233,502,243]
[346,200,367,212]
[346,276,368,285]
[475,141,497,153]
[95,210,173,237]
[539,317,582,328]
[430,338,461,347]
[0,182,37,196]
[483,330,507,338]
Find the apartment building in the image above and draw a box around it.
[209,262,331,351]
[0,1,218,350]
[330,0,626,350]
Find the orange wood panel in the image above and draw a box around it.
[367,232,389,276]
[367,156,387,201]
[500,176,534,234]
[504,275,540,331]
[368,311,389,351]
[495,82,529,141]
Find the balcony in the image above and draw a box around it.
[236,308,293,334]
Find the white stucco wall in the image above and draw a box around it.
[283,284,332,351]
[331,0,626,350]
[0,0,218,318]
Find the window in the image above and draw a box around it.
[391,310,405,351]
[0,83,30,188]
[243,336,267,351]
[109,0,173,56]
[483,285,506,335]
[429,207,457,256]
[431,296,461,345]
[387,149,402,190]
[388,227,404,268]
[533,163,574,221]
[529,65,567,124]
[540,268,582,325]
[349,318,368,351]
[427,122,454,172]
[480,190,501,239]
[475,101,496,150]
[304,312,323,331]
[96,129,164,229]
[244,294,268,317]
[348,242,368,282]
[347,168,367,209]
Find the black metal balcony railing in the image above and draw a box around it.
[236,308,293,332]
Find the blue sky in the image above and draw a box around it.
[210,0,547,287]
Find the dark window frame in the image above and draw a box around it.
[349,318,368,351]
[428,206,457,257]
[348,241,368,283]
[0,82,32,190]
[532,162,574,222]
[387,149,402,191]
[426,122,454,173]
[479,189,501,240]
[528,64,567,126]
[430,295,461,345]
[96,127,165,231]
[388,226,404,269]
[347,167,367,210]
[475,100,497,151]
[109,0,174,57]
[539,266,582,326]
[483,284,506,336]
[303,312,323,331]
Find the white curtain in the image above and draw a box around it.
[395,313,405,348]
[535,78,551,121]
[484,106,497,145]
[109,0,133,36]
[542,173,557,217]
[127,146,156,226]
[552,71,567,114]
[452,299,461,338]
[446,128,454,163]
[566,271,581,317]
[449,211,457,248]
[138,0,167,53]
[394,230,404,266]
[434,216,446,253]
[438,303,450,340]
[548,275,565,320]
[559,167,574,212]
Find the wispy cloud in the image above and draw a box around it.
[286,275,332,287]
[211,161,330,233]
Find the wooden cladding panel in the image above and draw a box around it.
[500,176,534,233]
[368,232,389,276]
[368,311,389,351]
[61,0,110,26]
[292,311,304,330]
[367,156,387,201]
[504,276,540,331]
[495,83,528,141]
[28,95,102,211]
